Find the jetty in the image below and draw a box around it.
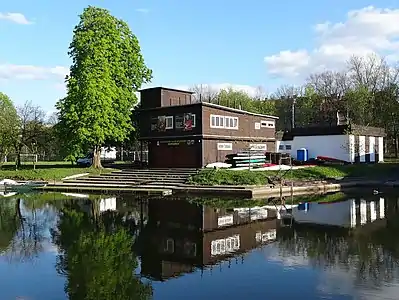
[30,168,392,198]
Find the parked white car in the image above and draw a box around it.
[76,147,117,167]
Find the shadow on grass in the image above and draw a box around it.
[0,163,81,170]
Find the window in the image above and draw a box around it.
[183,113,196,130]
[211,235,240,256]
[211,115,224,128]
[225,116,239,129]
[165,116,174,129]
[261,120,275,128]
[175,115,184,129]
[255,122,261,130]
[163,238,174,253]
[278,144,284,150]
[210,114,238,129]
[285,145,292,150]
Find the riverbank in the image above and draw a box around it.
[187,164,399,186]
[0,162,115,181]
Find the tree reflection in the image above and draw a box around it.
[0,199,20,253]
[52,199,152,300]
[277,217,399,287]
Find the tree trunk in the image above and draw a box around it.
[16,146,22,170]
[93,146,102,168]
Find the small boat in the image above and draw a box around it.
[0,179,47,192]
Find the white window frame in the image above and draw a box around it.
[163,238,174,253]
[225,116,239,130]
[184,113,196,128]
[165,116,174,129]
[285,144,292,150]
[261,120,275,128]
[210,115,224,129]
[210,114,239,130]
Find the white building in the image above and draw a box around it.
[276,124,385,163]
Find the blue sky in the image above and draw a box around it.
[1,0,398,113]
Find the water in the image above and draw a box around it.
[0,191,399,300]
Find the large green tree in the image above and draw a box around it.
[0,92,19,166]
[56,6,152,168]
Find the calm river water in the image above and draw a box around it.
[0,191,398,300]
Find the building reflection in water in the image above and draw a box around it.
[135,198,278,281]
[287,197,386,228]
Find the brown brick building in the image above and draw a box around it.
[138,87,279,168]
[137,198,278,281]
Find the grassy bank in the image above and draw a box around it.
[189,192,348,208]
[188,163,399,186]
[0,162,115,181]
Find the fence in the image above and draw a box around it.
[118,150,148,162]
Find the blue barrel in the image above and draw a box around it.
[297,148,308,161]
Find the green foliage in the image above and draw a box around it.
[56,6,152,163]
[53,203,152,300]
[188,164,399,186]
[0,199,20,252]
[189,192,348,208]
[0,93,19,161]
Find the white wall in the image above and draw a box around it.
[359,136,366,162]
[292,198,385,228]
[283,135,349,161]
[378,137,384,162]
[369,136,376,162]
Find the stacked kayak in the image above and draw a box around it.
[225,151,266,168]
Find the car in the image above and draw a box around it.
[76,153,94,167]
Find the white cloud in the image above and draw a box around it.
[0,12,32,24]
[135,8,149,13]
[264,6,399,78]
[0,63,68,81]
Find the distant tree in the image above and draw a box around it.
[14,101,46,169]
[56,6,152,168]
[0,93,19,165]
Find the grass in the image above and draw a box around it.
[188,192,348,208]
[0,161,115,181]
[188,163,399,186]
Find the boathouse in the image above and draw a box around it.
[276,124,386,163]
[137,198,277,281]
[138,87,279,168]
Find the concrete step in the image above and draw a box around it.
[99,173,190,178]
[117,169,198,174]
[112,171,197,176]
[66,179,186,185]
[120,168,198,172]
[80,177,186,183]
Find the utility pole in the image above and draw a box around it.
[291,95,297,129]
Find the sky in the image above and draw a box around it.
[1,0,399,114]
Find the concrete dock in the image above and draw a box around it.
[30,168,393,198]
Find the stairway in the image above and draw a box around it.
[62,168,199,189]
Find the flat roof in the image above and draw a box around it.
[139,86,194,94]
[139,101,279,120]
[202,101,279,119]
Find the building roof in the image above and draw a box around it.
[138,101,279,120]
[201,101,279,120]
[139,86,194,94]
[278,124,386,141]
